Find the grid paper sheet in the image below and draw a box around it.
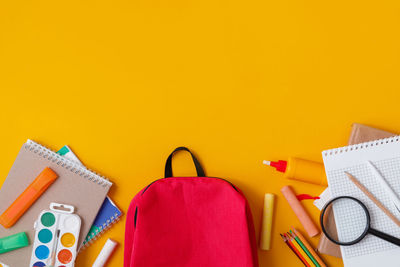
[323,136,400,266]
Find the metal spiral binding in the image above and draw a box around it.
[80,212,122,250]
[322,135,400,157]
[24,139,112,188]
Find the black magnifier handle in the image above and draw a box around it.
[369,228,400,246]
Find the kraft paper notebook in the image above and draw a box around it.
[0,140,112,266]
[317,123,395,258]
[57,145,123,249]
[323,135,400,267]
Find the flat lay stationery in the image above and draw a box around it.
[1,123,399,267]
[317,124,395,258]
[0,140,111,266]
[322,136,400,267]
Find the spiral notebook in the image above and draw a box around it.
[82,197,122,248]
[316,123,396,258]
[323,136,400,267]
[56,145,122,249]
[0,140,111,266]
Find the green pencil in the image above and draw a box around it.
[288,231,320,267]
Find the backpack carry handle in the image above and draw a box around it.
[165,147,206,178]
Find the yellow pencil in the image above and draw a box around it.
[293,228,327,267]
[286,233,314,267]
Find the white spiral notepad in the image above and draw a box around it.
[322,136,400,267]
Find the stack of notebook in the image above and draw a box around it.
[0,141,123,266]
[0,140,111,265]
[56,145,123,249]
[316,124,395,258]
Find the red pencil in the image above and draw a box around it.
[283,233,311,267]
[280,234,305,266]
[280,233,307,266]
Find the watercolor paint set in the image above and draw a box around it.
[29,203,81,267]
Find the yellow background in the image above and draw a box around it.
[1,0,400,266]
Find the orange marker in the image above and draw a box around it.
[0,167,58,228]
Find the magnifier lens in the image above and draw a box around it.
[322,197,369,245]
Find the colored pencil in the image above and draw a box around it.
[345,172,400,227]
[289,231,320,267]
[280,234,306,266]
[286,233,314,267]
[284,233,311,267]
[292,228,327,267]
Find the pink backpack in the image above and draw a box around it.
[124,147,259,267]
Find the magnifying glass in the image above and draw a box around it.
[320,196,400,246]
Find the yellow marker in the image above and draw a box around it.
[259,193,275,250]
[263,157,327,186]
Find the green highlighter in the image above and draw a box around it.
[0,232,29,254]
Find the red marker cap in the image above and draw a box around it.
[263,160,287,173]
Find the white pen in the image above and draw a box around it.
[367,160,400,213]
